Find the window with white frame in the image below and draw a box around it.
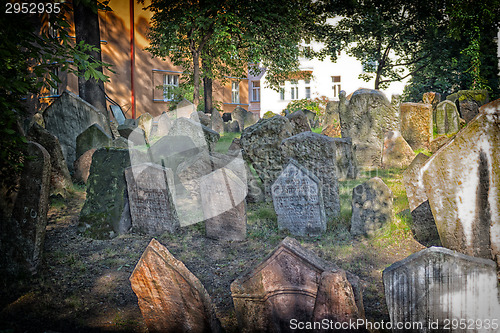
[304,78,311,99]
[163,74,179,101]
[290,79,298,100]
[232,81,240,104]
[331,76,341,98]
[279,81,285,100]
[251,81,260,102]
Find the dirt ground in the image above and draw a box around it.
[0,185,425,332]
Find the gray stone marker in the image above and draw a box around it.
[281,131,340,219]
[400,102,433,150]
[201,168,247,241]
[381,130,415,169]
[125,163,179,235]
[79,148,133,239]
[350,177,393,237]
[43,91,111,171]
[232,106,258,132]
[231,237,364,333]
[75,123,113,159]
[137,112,153,142]
[422,99,500,260]
[383,247,500,332]
[130,239,222,333]
[149,135,200,172]
[285,110,311,133]
[435,100,460,135]
[168,117,220,152]
[73,148,96,184]
[210,109,224,134]
[330,137,358,180]
[153,112,172,138]
[271,159,326,236]
[110,105,126,125]
[447,89,489,123]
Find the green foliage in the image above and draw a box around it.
[284,96,329,121]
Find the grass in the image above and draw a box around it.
[214,132,240,153]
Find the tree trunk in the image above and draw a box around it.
[203,77,213,113]
[192,52,200,109]
[73,0,107,119]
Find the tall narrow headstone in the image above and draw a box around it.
[137,112,154,142]
[400,102,433,150]
[435,100,460,135]
[383,247,500,332]
[110,105,126,125]
[210,109,224,134]
[271,159,326,236]
[130,239,222,333]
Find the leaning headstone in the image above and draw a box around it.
[6,142,51,275]
[402,153,440,246]
[110,105,126,125]
[271,159,326,236]
[125,163,179,235]
[447,89,489,123]
[302,109,318,128]
[43,91,111,171]
[78,148,133,239]
[168,117,220,152]
[130,239,222,333]
[232,106,258,132]
[280,132,340,219]
[240,115,294,199]
[285,110,311,133]
[383,247,500,333]
[149,135,201,172]
[27,123,72,197]
[72,148,96,184]
[231,237,364,333]
[350,177,393,237]
[75,123,113,159]
[112,137,129,149]
[422,99,500,260]
[137,112,154,142]
[339,89,399,168]
[210,109,224,134]
[201,168,247,241]
[429,135,451,153]
[400,102,433,150]
[321,101,339,128]
[435,100,460,135]
[381,130,415,169]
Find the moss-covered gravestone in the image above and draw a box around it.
[75,123,113,159]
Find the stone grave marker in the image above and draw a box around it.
[200,168,247,241]
[110,105,126,125]
[435,100,460,135]
[447,89,489,123]
[271,159,326,236]
[350,177,393,237]
[223,120,240,133]
[402,153,440,246]
[381,130,415,169]
[330,137,358,180]
[422,98,500,260]
[73,148,97,184]
[137,112,153,142]
[125,163,179,235]
[130,239,222,333]
[191,111,211,128]
[153,112,172,138]
[168,117,220,152]
[75,123,113,159]
[285,110,311,133]
[231,237,364,333]
[210,109,224,134]
[383,247,500,332]
[280,131,340,219]
[232,106,258,132]
[400,102,433,150]
[174,98,196,119]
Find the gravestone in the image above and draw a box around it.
[280,132,340,219]
[381,130,415,169]
[339,89,399,168]
[117,122,139,140]
[149,135,200,172]
[154,112,172,137]
[191,111,211,128]
[422,99,500,260]
[435,100,460,135]
[210,109,224,134]
[232,106,259,132]
[73,148,96,184]
[321,101,339,128]
[223,120,240,133]
[231,237,364,333]
[400,102,433,150]
[383,247,500,333]
[240,115,294,199]
[422,91,441,125]
[447,90,489,123]
[168,117,220,152]
[130,239,222,333]
[78,148,133,239]
[330,137,358,180]
[285,110,311,133]
[302,109,318,128]
[43,91,111,171]
[125,163,179,235]
[112,137,129,149]
[429,135,451,153]
[402,153,440,246]
[137,112,153,142]
[201,168,247,241]
[350,177,393,237]
[262,111,277,119]
[110,105,126,125]
[27,123,72,197]
[75,123,113,159]
[271,159,326,236]
[7,142,51,275]
[174,98,196,119]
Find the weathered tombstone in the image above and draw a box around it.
[435,100,460,135]
[271,159,326,236]
[240,115,294,199]
[232,106,258,132]
[78,148,133,239]
[339,89,399,168]
[73,148,96,184]
[302,109,318,128]
[231,237,364,333]
[402,153,440,246]
[149,135,200,172]
[227,138,241,154]
[285,110,311,133]
[422,99,500,260]
[201,168,247,241]
[117,122,139,140]
[422,91,441,126]
[429,135,451,153]
[447,89,489,123]
[110,105,126,125]
[130,239,222,333]
[27,123,72,197]
[330,137,358,180]
[191,111,211,128]
[222,112,232,122]
[400,102,433,150]
[321,100,339,128]
[262,111,277,119]
[381,130,415,169]
[168,117,220,152]
[280,132,340,219]
[112,136,129,149]
[154,112,172,137]
[383,247,500,332]
[350,177,393,237]
[174,98,196,119]
[43,91,111,171]
[223,120,240,133]
[75,123,113,159]
[210,109,224,134]
[6,142,50,275]
[137,112,154,142]
[125,163,179,235]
